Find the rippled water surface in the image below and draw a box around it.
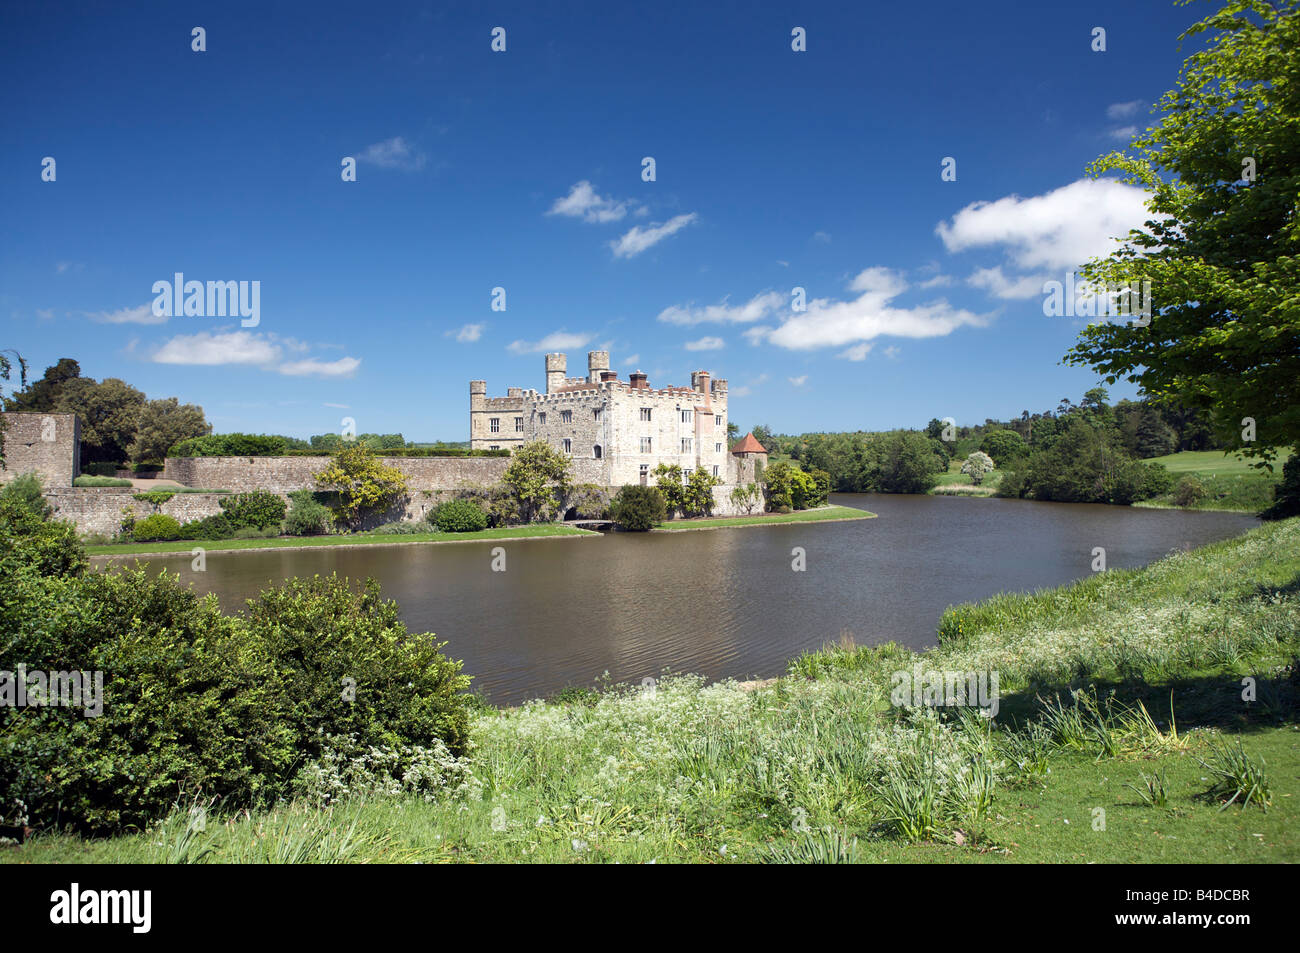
[111,494,1257,705]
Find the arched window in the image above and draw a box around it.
[593,445,603,459]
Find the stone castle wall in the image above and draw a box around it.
[163,455,511,494]
[0,412,80,487]
[44,488,229,537]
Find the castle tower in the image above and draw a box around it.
[545,353,567,394]
[470,379,486,412]
[587,350,610,384]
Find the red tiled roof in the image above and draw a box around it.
[730,432,766,454]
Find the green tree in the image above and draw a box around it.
[652,462,686,514]
[314,443,410,529]
[682,468,721,517]
[501,440,572,523]
[877,432,944,494]
[1065,0,1300,465]
[130,397,211,465]
[2,356,72,412]
[56,377,147,466]
[979,429,1027,466]
[0,349,29,471]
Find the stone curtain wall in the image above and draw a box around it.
[44,488,228,537]
[0,412,80,487]
[163,455,511,493]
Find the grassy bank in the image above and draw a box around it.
[12,518,1298,864]
[652,504,873,531]
[87,524,595,557]
[1137,449,1288,512]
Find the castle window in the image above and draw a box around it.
[712,465,719,477]
[681,438,692,453]
[715,442,722,453]
[539,412,547,425]
[683,469,692,481]
[681,409,693,423]
[562,438,572,454]
[515,417,523,432]
[490,445,500,450]
[561,410,572,424]
[640,437,652,453]
[593,408,602,421]
[593,445,602,459]
[490,418,500,433]
[640,407,652,422]
[715,415,722,427]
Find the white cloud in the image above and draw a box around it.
[36,308,54,321]
[966,265,1048,300]
[279,357,361,378]
[935,178,1152,272]
[883,345,901,360]
[507,331,591,355]
[658,290,783,326]
[1106,100,1142,119]
[151,331,360,377]
[745,267,987,353]
[323,402,351,409]
[918,274,953,289]
[447,323,484,343]
[622,353,640,366]
[357,136,426,171]
[684,336,725,351]
[812,231,832,243]
[839,343,872,362]
[547,181,633,223]
[610,213,698,258]
[153,331,281,365]
[788,375,808,386]
[86,303,169,325]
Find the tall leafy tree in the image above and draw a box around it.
[130,397,211,465]
[1065,0,1300,465]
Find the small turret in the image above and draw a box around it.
[587,350,610,383]
[545,353,567,394]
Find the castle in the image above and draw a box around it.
[470,351,765,488]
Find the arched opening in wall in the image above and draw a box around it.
[593,445,602,458]
[564,506,578,520]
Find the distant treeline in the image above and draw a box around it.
[752,390,1225,504]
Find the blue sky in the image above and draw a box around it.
[1,0,1202,441]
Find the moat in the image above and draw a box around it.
[113,493,1257,705]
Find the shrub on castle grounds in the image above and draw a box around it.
[682,468,721,517]
[652,463,686,514]
[610,484,667,531]
[565,483,611,520]
[131,513,183,541]
[454,483,522,527]
[283,489,332,536]
[0,506,473,833]
[430,498,489,533]
[502,440,571,523]
[961,451,996,486]
[180,513,235,540]
[219,490,287,531]
[729,482,762,515]
[315,443,409,529]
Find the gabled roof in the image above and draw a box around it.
[730,432,767,454]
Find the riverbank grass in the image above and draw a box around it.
[652,504,873,531]
[12,517,1297,864]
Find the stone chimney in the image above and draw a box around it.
[629,370,648,389]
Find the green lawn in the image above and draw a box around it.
[86,524,594,556]
[13,517,1296,864]
[1146,448,1292,475]
[652,505,873,530]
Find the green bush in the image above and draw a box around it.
[431,499,489,533]
[610,484,667,531]
[132,490,175,507]
[219,490,287,530]
[980,429,1027,466]
[132,513,183,542]
[231,525,280,539]
[565,483,611,520]
[180,513,234,540]
[82,462,120,477]
[0,473,51,519]
[284,489,332,536]
[370,521,427,535]
[1174,476,1208,508]
[0,565,472,834]
[72,475,133,488]
[169,433,291,457]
